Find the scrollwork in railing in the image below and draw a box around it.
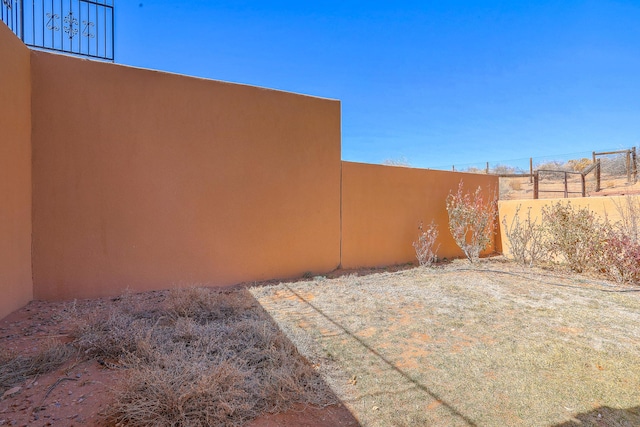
[46,12,60,31]
[2,0,113,61]
[63,11,78,39]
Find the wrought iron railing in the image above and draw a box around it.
[1,0,113,61]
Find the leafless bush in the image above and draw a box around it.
[536,160,569,172]
[600,154,628,176]
[502,205,547,267]
[382,157,411,167]
[492,164,522,175]
[599,196,640,284]
[612,195,640,244]
[0,340,73,393]
[446,180,498,263]
[412,221,440,267]
[541,202,607,273]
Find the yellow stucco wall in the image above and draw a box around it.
[30,51,342,300]
[0,24,33,320]
[341,162,500,268]
[498,195,640,258]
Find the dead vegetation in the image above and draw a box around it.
[2,287,336,427]
[79,288,335,426]
[251,259,640,427]
[0,340,73,395]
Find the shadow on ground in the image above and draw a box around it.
[553,406,640,426]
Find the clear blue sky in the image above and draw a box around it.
[115,1,640,170]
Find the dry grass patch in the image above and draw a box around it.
[68,287,336,427]
[0,340,73,395]
[250,259,640,427]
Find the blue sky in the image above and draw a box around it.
[115,1,640,170]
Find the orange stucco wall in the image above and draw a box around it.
[30,51,341,300]
[341,162,500,268]
[0,24,33,320]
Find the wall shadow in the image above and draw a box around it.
[552,406,640,426]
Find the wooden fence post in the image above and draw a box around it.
[633,147,638,182]
[596,160,601,192]
[529,157,533,183]
[533,171,539,199]
[564,172,568,198]
[627,150,632,183]
[581,173,586,197]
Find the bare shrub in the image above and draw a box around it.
[382,157,411,167]
[541,202,607,273]
[446,180,498,263]
[412,221,440,267]
[600,154,628,176]
[613,195,640,243]
[502,205,547,267]
[0,340,73,393]
[492,164,520,175]
[599,196,640,284]
[536,160,569,171]
[601,232,640,284]
[509,179,522,191]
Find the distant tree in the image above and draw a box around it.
[382,157,411,167]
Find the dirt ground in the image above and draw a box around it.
[2,259,639,426]
[251,258,640,427]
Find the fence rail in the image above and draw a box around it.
[1,0,113,61]
[533,160,601,199]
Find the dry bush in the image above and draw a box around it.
[600,154,628,176]
[613,195,640,243]
[0,340,73,393]
[567,158,592,172]
[412,220,440,267]
[599,196,640,284]
[509,179,523,191]
[536,160,569,171]
[502,205,547,267]
[541,202,607,273]
[446,180,498,263]
[382,157,411,167]
[601,233,640,284]
[94,287,335,426]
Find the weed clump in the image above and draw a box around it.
[413,220,440,267]
[68,287,335,426]
[0,340,73,394]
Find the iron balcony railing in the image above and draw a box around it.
[1,0,113,61]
